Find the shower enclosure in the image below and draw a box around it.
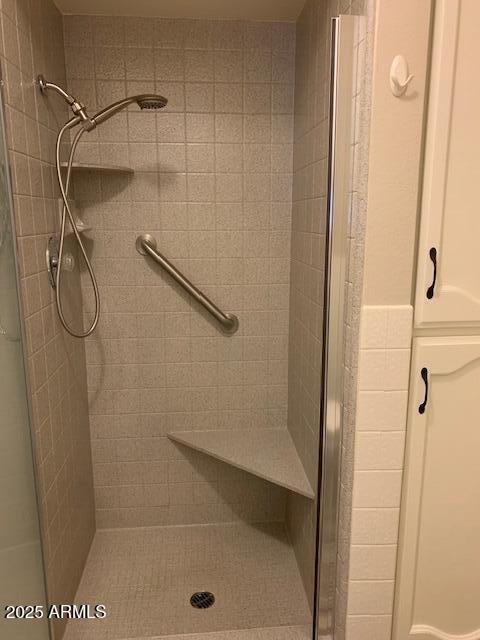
[0,90,50,640]
[1,3,361,639]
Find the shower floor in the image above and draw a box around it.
[63,521,311,640]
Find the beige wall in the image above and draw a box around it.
[0,0,95,635]
[64,15,296,528]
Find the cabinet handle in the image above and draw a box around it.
[426,247,437,299]
[418,367,429,414]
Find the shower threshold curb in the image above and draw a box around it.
[119,625,312,640]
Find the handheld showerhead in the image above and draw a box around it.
[38,74,169,339]
[37,76,168,130]
[92,94,168,126]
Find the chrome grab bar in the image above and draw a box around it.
[136,234,239,335]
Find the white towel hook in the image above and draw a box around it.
[390,55,414,97]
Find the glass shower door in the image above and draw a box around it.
[0,94,50,639]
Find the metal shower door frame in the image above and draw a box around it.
[313,15,357,640]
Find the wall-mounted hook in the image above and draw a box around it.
[390,55,414,97]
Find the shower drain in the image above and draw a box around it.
[190,591,215,609]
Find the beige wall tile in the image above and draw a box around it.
[65,14,295,530]
[347,580,395,615]
[346,614,392,640]
[351,509,400,545]
[344,305,413,637]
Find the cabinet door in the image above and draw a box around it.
[415,0,480,328]
[393,336,480,640]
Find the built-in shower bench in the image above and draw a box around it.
[167,429,315,499]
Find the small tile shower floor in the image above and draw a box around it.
[63,521,311,640]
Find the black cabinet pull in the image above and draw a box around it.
[426,247,437,299]
[418,367,429,414]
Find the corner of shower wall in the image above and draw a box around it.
[285,0,376,618]
[286,0,330,608]
[333,1,376,639]
[0,0,96,634]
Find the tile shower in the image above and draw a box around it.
[0,0,372,639]
[66,15,297,531]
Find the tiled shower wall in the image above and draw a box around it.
[286,0,329,603]
[344,305,412,640]
[64,15,297,528]
[0,0,95,627]
[286,0,371,605]
[336,2,375,638]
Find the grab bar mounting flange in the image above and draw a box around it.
[136,233,157,256]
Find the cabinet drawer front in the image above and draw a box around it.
[415,0,480,328]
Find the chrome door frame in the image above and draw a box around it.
[313,15,356,639]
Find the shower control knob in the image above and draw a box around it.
[46,236,75,289]
[62,253,75,272]
[46,235,59,289]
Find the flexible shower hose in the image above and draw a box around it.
[54,120,100,338]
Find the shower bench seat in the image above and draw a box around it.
[167,429,315,499]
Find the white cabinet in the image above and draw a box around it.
[396,2,480,637]
[414,0,480,329]
[393,336,480,640]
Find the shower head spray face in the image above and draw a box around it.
[137,97,168,110]
[92,94,168,125]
